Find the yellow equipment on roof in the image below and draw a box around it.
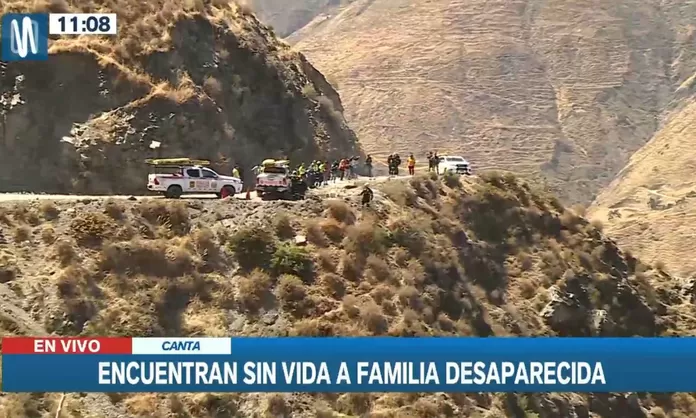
[145,158,210,166]
[262,159,289,167]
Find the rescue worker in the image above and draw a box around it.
[321,161,329,185]
[432,152,440,174]
[331,160,340,183]
[348,156,358,179]
[407,154,416,175]
[393,153,402,176]
[427,151,434,172]
[232,165,241,178]
[289,170,307,199]
[339,158,349,180]
[361,185,374,207]
[387,154,394,175]
[298,163,306,178]
[365,154,373,178]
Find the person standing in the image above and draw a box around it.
[331,160,339,183]
[407,154,416,176]
[339,158,349,180]
[365,154,373,178]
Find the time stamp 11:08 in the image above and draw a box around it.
[50,13,118,35]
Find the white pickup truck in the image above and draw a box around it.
[146,158,243,198]
[438,155,473,175]
[255,159,292,199]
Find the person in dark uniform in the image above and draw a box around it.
[361,185,374,207]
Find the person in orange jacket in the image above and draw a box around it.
[339,158,349,180]
[407,154,416,175]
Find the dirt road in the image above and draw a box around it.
[0,175,404,203]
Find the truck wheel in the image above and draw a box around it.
[221,185,235,198]
[257,190,264,198]
[165,185,183,199]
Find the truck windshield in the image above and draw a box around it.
[262,166,287,174]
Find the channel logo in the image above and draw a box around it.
[1,13,48,61]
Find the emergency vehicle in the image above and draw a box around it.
[255,159,292,199]
[438,155,473,175]
[146,158,243,198]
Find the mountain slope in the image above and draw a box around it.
[0,0,360,194]
[288,0,696,204]
[248,0,352,37]
[588,99,696,278]
[2,173,696,416]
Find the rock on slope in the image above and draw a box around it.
[0,0,359,194]
[286,0,696,204]
[588,99,696,278]
[2,173,696,416]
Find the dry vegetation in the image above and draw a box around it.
[589,98,696,279]
[284,0,696,204]
[1,174,695,416]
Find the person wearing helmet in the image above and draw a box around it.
[361,185,374,207]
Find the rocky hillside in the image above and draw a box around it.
[588,99,696,279]
[0,0,360,194]
[2,173,696,416]
[284,0,696,204]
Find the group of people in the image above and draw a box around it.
[290,156,362,187]
[387,153,419,176]
[426,151,441,174]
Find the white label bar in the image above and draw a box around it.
[132,338,231,355]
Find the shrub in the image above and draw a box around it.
[340,254,362,282]
[318,273,345,298]
[365,255,391,283]
[136,200,189,235]
[70,212,116,245]
[236,269,272,312]
[54,239,77,266]
[320,218,345,243]
[343,221,390,257]
[228,227,276,271]
[305,219,329,247]
[25,210,41,226]
[443,171,461,188]
[325,200,355,224]
[316,249,337,272]
[40,225,56,244]
[342,295,360,318]
[104,198,125,220]
[265,394,290,416]
[39,201,60,220]
[0,253,19,283]
[361,302,389,335]
[274,213,295,240]
[12,225,31,243]
[192,227,218,257]
[271,243,314,282]
[390,217,426,255]
[276,275,307,308]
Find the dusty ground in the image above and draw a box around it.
[588,99,696,279]
[269,0,696,204]
[2,172,696,417]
